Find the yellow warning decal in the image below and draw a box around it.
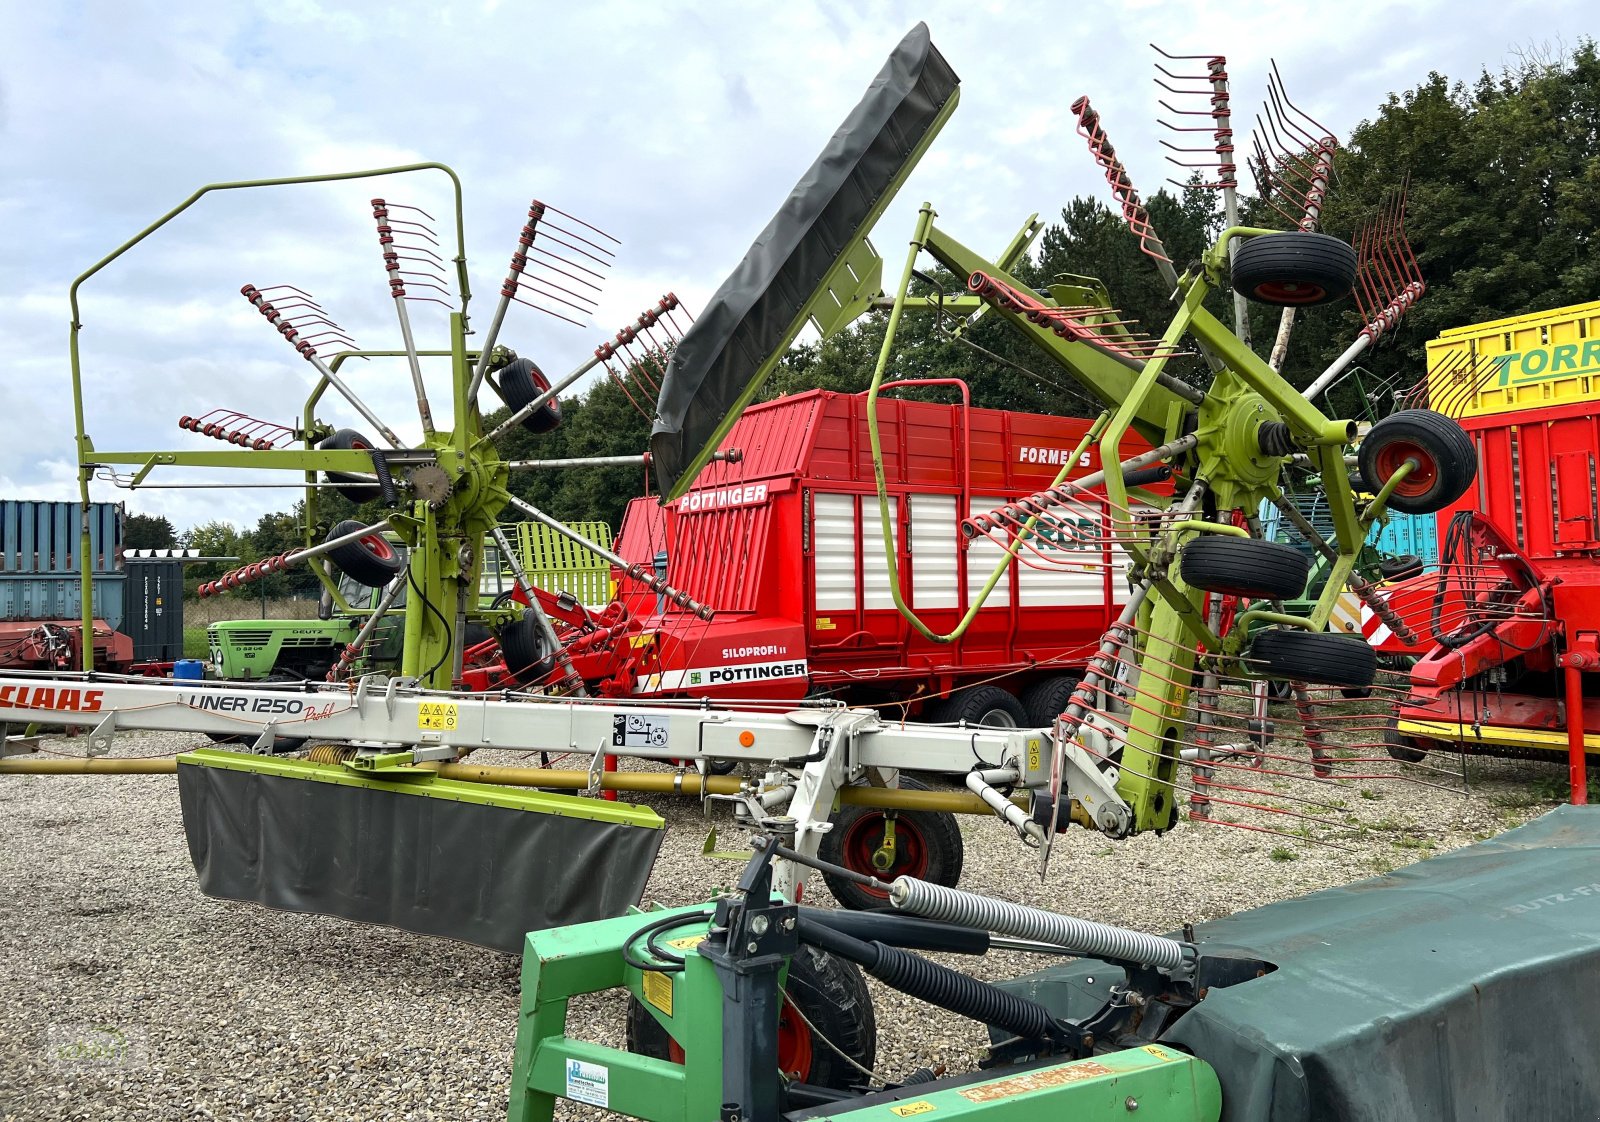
[1143,1045,1171,1060]
[889,1102,936,1116]
[957,1060,1113,1102]
[665,934,707,951]
[642,970,673,1017]
[418,701,458,731]
[1026,739,1042,774]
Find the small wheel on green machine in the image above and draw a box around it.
[1249,628,1378,689]
[1230,231,1358,307]
[626,941,876,1090]
[818,775,964,912]
[1358,409,1477,515]
[325,520,405,588]
[318,428,383,503]
[1179,536,1311,601]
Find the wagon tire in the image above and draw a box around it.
[325,520,405,588]
[319,429,384,503]
[1358,409,1477,515]
[1021,675,1081,728]
[499,610,559,688]
[931,684,1027,728]
[820,775,964,912]
[1231,232,1358,307]
[627,942,875,1090]
[1180,536,1311,601]
[499,358,563,435]
[1250,628,1377,689]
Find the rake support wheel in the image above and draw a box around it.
[1180,536,1311,601]
[819,775,963,912]
[1231,232,1358,307]
[1358,409,1477,515]
[499,358,563,435]
[324,520,404,588]
[1250,628,1377,689]
[319,429,383,503]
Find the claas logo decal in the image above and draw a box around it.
[0,685,105,712]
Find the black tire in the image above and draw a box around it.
[325,520,405,588]
[499,610,558,687]
[1359,409,1477,515]
[319,429,383,503]
[626,942,875,1090]
[1250,628,1377,688]
[1378,554,1425,582]
[930,684,1027,728]
[1020,675,1081,728]
[1385,724,1430,764]
[1179,537,1311,601]
[1231,232,1358,307]
[499,358,563,435]
[819,775,964,911]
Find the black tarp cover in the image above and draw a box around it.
[995,806,1600,1120]
[177,754,665,954]
[650,23,959,498]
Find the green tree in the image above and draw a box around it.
[123,512,176,550]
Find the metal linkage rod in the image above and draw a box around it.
[484,294,681,444]
[962,434,1198,538]
[326,577,405,681]
[490,524,585,695]
[240,285,401,447]
[469,201,547,403]
[1268,493,1418,644]
[198,519,392,599]
[505,449,742,472]
[965,768,1045,844]
[372,199,437,435]
[503,497,715,621]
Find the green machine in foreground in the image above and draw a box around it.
[507,808,1600,1122]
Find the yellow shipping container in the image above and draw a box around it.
[1426,299,1600,419]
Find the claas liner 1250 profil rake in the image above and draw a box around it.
[5,23,1470,948]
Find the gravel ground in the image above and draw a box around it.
[0,725,1564,1121]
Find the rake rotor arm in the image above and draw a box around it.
[918,218,1193,445]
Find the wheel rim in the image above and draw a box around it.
[1373,440,1438,497]
[840,813,930,899]
[360,534,395,561]
[665,995,814,1079]
[1253,280,1326,305]
[978,708,1018,729]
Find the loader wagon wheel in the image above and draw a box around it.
[1231,231,1358,307]
[325,520,405,588]
[627,942,876,1090]
[1250,628,1377,689]
[1358,409,1477,515]
[819,775,964,911]
[1020,674,1081,728]
[499,358,563,434]
[1179,536,1311,601]
[319,429,383,503]
[929,684,1026,728]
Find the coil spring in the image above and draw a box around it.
[889,878,1189,972]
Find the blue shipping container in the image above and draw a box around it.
[1,500,127,630]
[1257,498,1441,571]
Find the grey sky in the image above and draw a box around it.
[1,0,1593,533]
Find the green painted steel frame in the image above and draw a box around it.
[66,165,516,685]
[870,209,1392,832]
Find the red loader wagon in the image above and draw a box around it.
[595,385,1159,725]
[1383,301,1600,782]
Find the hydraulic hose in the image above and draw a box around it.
[888,878,1192,973]
[795,916,1061,1042]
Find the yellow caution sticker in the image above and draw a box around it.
[957,1060,1113,1102]
[665,934,707,951]
[889,1102,936,1116]
[815,617,836,630]
[418,701,458,731]
[642,970,673,1017]
[1143,1045,1171,1060]
[1026,738,1042,774]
